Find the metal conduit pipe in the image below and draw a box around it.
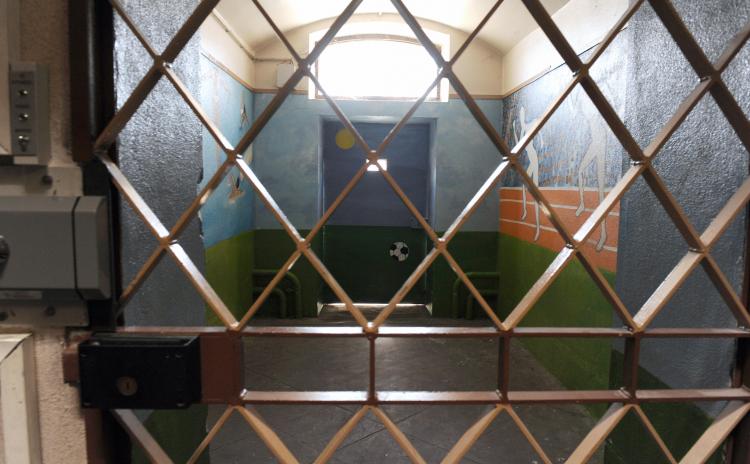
[253,286,288,319]
[252,269,303,318]
[450,272,500,318]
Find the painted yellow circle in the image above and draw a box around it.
[335,128,356,150]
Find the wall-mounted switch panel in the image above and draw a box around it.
[6,62,49,165]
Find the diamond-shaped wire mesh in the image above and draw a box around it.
[97,0,750,462]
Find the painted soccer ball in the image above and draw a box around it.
[389,242,409,262]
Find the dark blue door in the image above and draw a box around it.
[321,120,431,303]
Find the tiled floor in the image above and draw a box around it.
[207,307,601,463]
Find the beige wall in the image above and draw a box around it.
[501,0,629,94]
[0,0,88,462]
[201,13,505,96]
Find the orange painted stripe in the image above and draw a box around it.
[500,187,621,214]
[499,201,619,247]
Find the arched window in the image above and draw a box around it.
[310,31,449,101]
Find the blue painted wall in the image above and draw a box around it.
[199,56,256,248]
[252,94,503,232]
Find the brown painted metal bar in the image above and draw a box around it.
[504,246,576,328]
[505,406,553,464]
[313,406,370,464]
[440,249,507,330]
[114,325,750,339]
[251,0,303,64]
[566,404,630,464]
[112,409,174,464]
[715,20,750,73]
[370,407,427,464]
[701,255,750,328]
[586,0,645,65]
[117,245,167,309]
[641,165,704,250]
[709,81,750,155]
[376,69,445,155]
[373,248,440,328]
[441,160,512,244]
[240,389,750,405]
[186,406,234,464]
[301,247,370,328]
[98,151,170,240]
[499,335,511,399]
[633,406,678,464]
[440,406,502,464]
[622,335,641,397]
[520,0,583,72]
[681,402,750,464]
[236,406,301,464]
[634,251,704,329]
[575,249,636,329]
[389,0,445,66]
[237,251,302,329]
[702,177,750,248]
[167,243,238,328]
[201,332,243,404]
[234,157,304,243]
[108,0,157,59]
[449,0,504,66]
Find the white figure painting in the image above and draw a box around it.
[512,106,543,242]
[575,106,608,251]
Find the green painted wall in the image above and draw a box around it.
[321,226,429,303]
[131,406,209,464]
[434,231,500,318]
[205,231,255,324]
[497,234,614,417]
[606,351,719,463]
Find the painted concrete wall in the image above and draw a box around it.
[501,0,629,94]
[0,0,87,462]
[199,56,255,249]
[252,93,503,232]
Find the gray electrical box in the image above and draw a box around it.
[0,196,110,301]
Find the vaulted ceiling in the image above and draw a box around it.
[215,0,570,53]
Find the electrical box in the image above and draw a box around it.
[0,196,110,302]
[79,335,201,409]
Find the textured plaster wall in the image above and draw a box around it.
[0,0,87,462]
[116,0,206,327]
[614,0,750,406]
[252,94,503,232]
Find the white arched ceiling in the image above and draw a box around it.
[215,0,570,54]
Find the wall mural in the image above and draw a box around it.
[500,48,627,271]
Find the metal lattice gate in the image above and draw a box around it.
[81,0,750,462]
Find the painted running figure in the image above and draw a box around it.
[512,106,543,242]
[573,101,609,251]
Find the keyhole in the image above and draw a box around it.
[116,376,138,397]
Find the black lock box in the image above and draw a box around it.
[79,335,201,409]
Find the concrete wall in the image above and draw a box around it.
[116,0,207,328]
[615,0,749,405]
[0,0,87,462]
